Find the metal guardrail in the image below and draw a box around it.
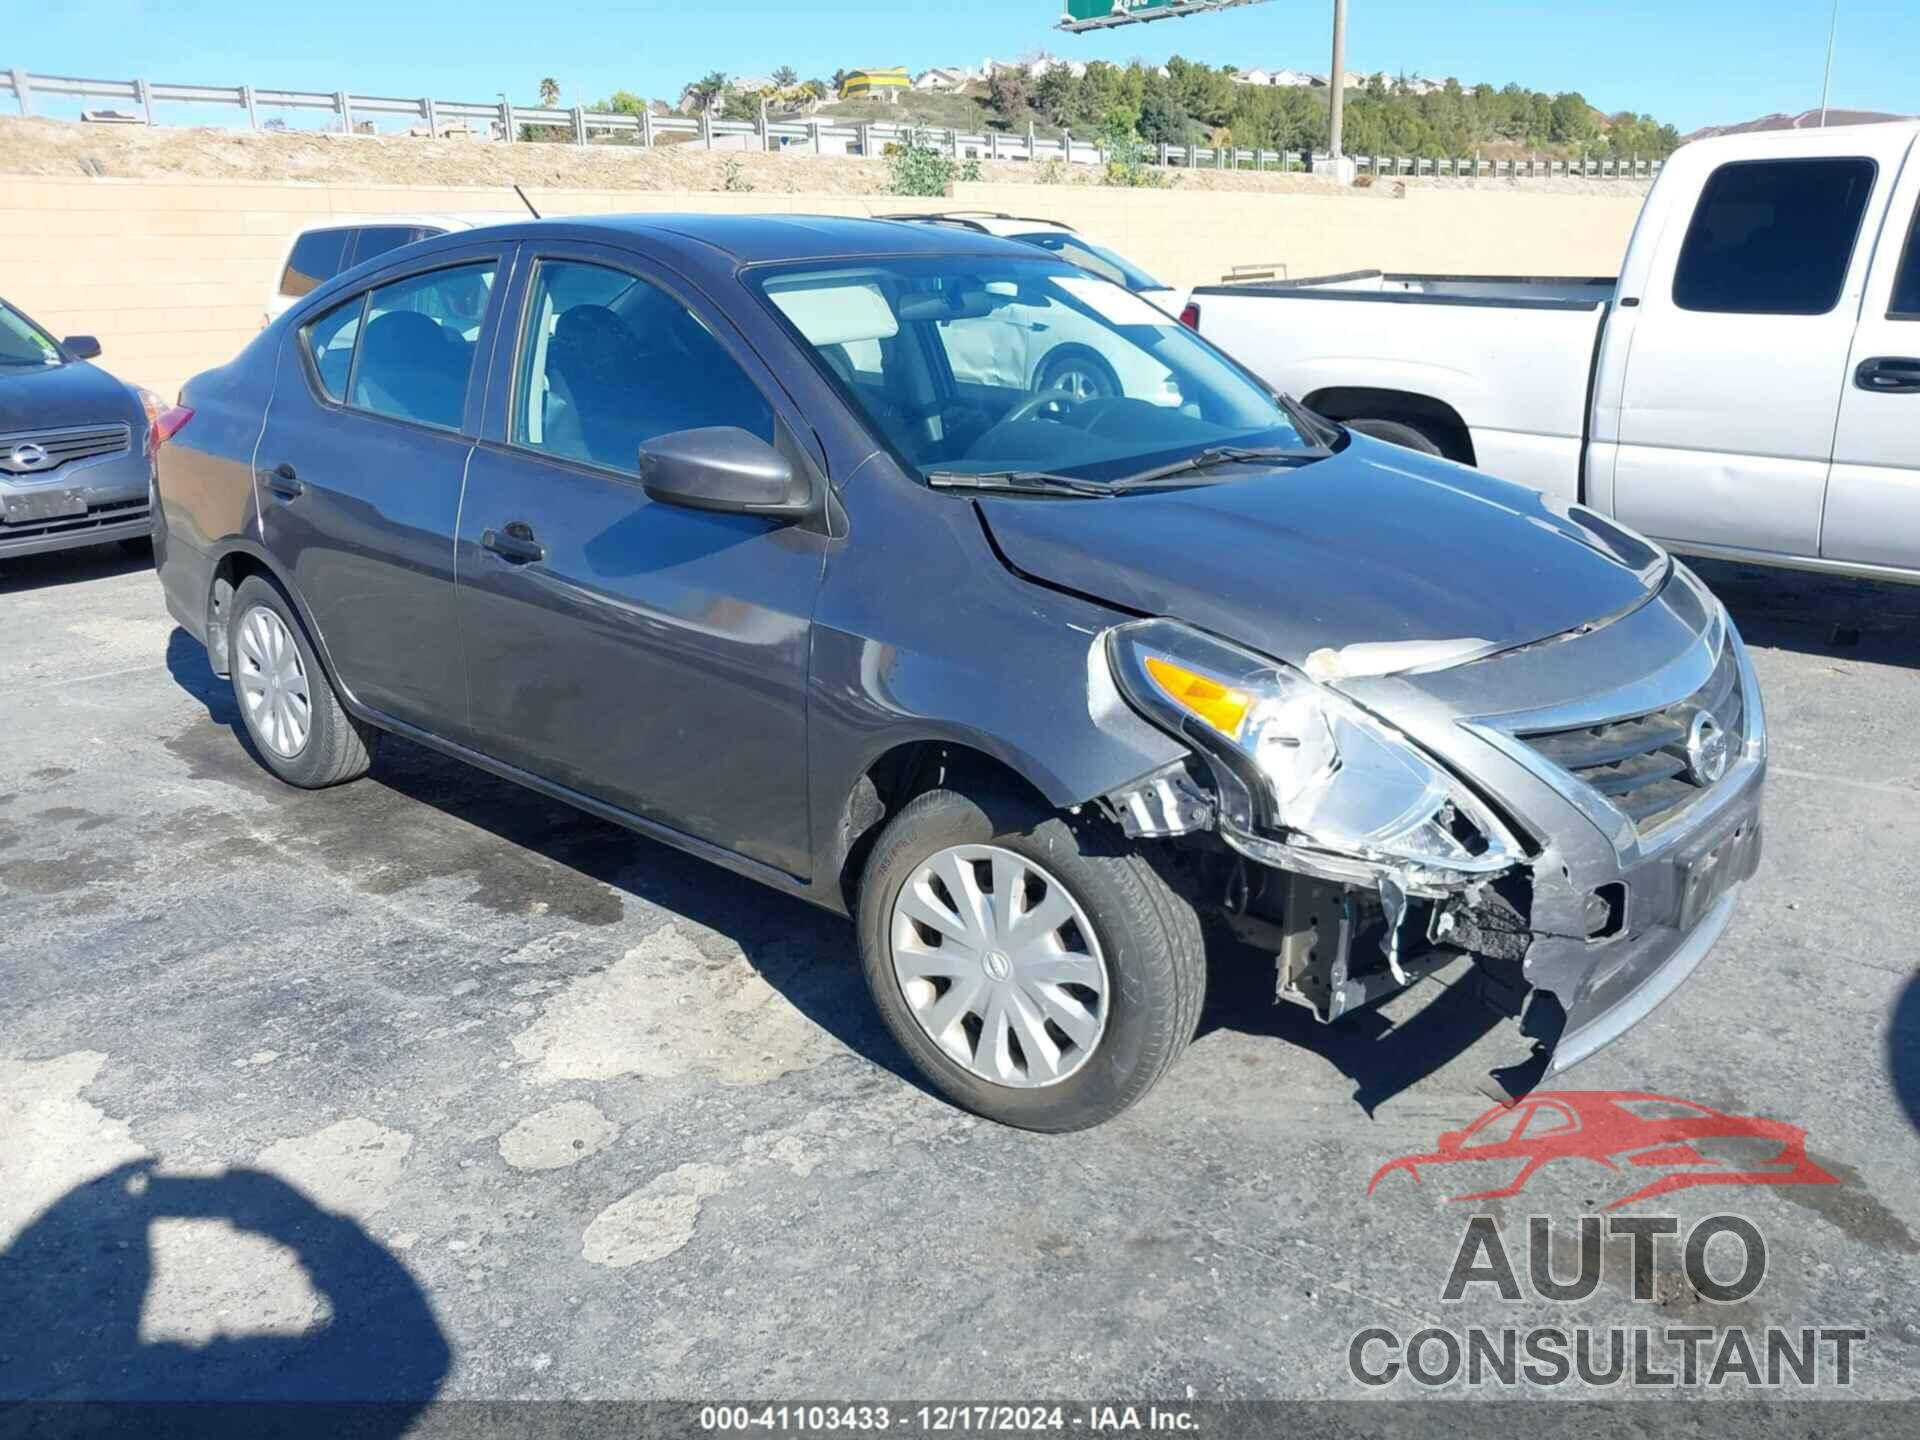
[0,66,1664,181]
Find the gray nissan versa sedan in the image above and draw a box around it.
[154,216,1766,1131]
[2,297,174,561]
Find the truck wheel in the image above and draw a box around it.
[1347,417,1445,456]
[856,788,1206,1132]
[228,574,375,789]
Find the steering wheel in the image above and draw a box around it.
[999,388,1084,427]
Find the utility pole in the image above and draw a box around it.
[1329,0,1348,159]
[1819,0,1839,126]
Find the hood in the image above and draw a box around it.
[978,434,1667,671]
[0,361,141,436]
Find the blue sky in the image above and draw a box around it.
[11,0,1916,134]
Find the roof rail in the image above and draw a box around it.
[880,211,1079,234]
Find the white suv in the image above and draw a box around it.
[889,213,1192,406]
[264,213,519,325]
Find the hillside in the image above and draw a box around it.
[1686,108,1911,140]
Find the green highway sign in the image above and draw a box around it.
[1060,0,1273,33]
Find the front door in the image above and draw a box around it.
[455,251,824,878]
[1611,153,1883,559]
[257,249,504,737]
[1824,146,1920,571]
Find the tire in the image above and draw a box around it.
[1034,347,1121,403]
[856,787,1206,1132]
[1347,417,1445,456]
[227,574,375,789]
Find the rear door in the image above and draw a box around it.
[1824,137,1920,571]
[454,245,825,878]
[257,244,507,739]
[1611,146,1889,558]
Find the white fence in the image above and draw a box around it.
[0,66,1665,181]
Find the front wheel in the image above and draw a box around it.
[856,788,1206,1131]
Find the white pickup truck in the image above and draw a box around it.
[1184,121,1920,583]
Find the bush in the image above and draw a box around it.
[885,128,983,197]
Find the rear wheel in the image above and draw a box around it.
[228,575,375,789]
[1347,417,1445,456]
[1035,348,1121,404]
[856,788,1205,1132]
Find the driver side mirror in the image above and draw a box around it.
[62,335,102,360]
[638,426,813,522]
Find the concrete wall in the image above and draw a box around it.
[0,174,1644,399]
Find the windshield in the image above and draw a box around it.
[0,302,63,368]
[1012,232,1169,294]
[754,256,1313,488]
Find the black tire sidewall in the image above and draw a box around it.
[228,576,346,788]
[1036,347,1120,400]
[856,789,1185,1132]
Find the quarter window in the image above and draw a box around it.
[1891,203,1920,320]
[349,225,429,269]
[1673,157,1877,316]
[513,260,773,474]
[304,296,363,402]
[349,263,496,430]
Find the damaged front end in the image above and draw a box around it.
[1095,613,1765,1103]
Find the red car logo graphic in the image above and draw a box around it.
[1367,1091,1839,1210]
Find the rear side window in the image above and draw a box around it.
[1673,157,1877,315]
[1016,232,1167,294]
[279,229,353,300]
[1891,203,1920,320]
[345,263,496,429]
[349,225,428,269]
[304,297,363,401]
[512,259,774,474]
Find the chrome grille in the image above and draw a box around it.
[0,424,132,476]
[1518,643,1744,832]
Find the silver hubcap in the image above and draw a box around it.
[889,844,1110,1089]
[1052,367,1104,402]
[236,606,311,759]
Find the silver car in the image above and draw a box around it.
[0,297,169,562]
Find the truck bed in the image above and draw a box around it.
[1187,271,1615,501]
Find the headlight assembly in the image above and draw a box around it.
[1106,619,1521,886]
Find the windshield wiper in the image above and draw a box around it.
[1108,445,1326,491]
[926,469,1113,498]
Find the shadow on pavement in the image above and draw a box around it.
[0,540,150,596]
[1891,973,1920,1139]
[163,625,924,1095]
[0,1160,448,1434]
[1689,558,1920,670]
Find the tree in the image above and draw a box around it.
[987,65,1032,129]
[831,68,850,95]
[773,66,798,89]
[1137,89,1190,147]
[538,77,561,108]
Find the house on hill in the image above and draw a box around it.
[915,68,970,91]
[840,68,912,102]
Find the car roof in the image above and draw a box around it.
[293,211,522,235]
[885,212,1076,239]
[432,213,1050,265]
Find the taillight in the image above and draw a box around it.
[137,387,194,451]
[1178,303,1201,331]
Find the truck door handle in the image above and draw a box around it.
[1855,356,1920,394]
[481,523,545,565]
[262,463,303,500]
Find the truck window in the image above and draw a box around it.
[1891,203,1920,320]
[348,225,429,269]
[1672,157,1877,316]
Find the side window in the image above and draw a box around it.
[348,225,427,270]
[279,229,353,300]
[349,262,497,430]
[1673,157,1877,316]
[304,296,364,402]
[513,259,774,474]
[1891,204,1920,320]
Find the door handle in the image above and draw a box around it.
[261,463,303,500]
[1854,356,1920,395]
[481,523,545,565]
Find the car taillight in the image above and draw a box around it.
[137,387,194,451]
[1179,302,1201,331]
